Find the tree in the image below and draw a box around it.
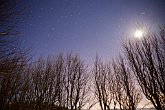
[93,55,142,110]
[0,51,28,110]
[93,56,114,110]
[15,53,90,110]
[63,53,90,110]
[19,54,66,110]
[112,56,142,110]
[0,1,29,109]
[123,27,165,110]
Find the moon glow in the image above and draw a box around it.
[134,30,143,39]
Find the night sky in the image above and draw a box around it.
[20,0,165,62]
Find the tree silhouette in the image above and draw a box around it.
[112,56,142,110]
[123,27,165,110]
[63,53,89,110]
[0,1,30,110]
[93,56,113,110]
[93,56,142,110]
[9,53,90,110]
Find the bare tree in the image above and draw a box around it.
[0,1,31,109]
[112,59,129,110]
[112,56,142,110]
[63,53,89,110]
[15,53,90,110]
[0,50,29,110]
[93,55,142,110]
[93,56,114,110]
[123,27,165,110]
[22,54,65,110]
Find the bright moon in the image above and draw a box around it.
[134,30,143,38]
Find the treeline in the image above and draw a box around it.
[93,26,165,110]
[0,0,165,110]
[0,52,90,110]
[0,27,165,110]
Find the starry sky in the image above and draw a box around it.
[20,0,165,62]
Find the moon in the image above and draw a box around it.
[134,30,143,39]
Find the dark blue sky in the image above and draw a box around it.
[20,0,165,62]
